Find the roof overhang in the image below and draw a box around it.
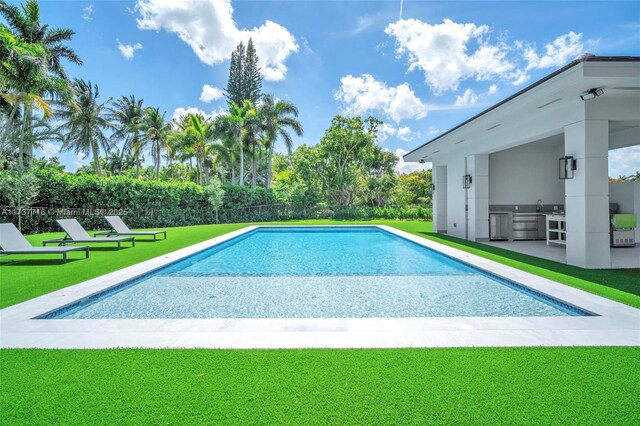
[404,56,640,163]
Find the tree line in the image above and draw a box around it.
[1,0,431,215]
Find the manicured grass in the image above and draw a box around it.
[2,347,639,425]
[1,220,638,309]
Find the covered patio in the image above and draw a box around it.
[405,55,640,269]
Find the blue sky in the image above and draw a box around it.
[16,0,640,176]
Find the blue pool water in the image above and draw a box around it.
[45,227,589,319]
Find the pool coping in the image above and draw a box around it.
[1,224,639,349]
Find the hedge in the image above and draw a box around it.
[0,170,431,233]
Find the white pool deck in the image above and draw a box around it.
[1,225,639,349]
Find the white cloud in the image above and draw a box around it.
[172,106,226,122]
[385,19,584,92]
[454,88,479,106]
[487,84,498,95]
[524,32,584,70]
[117,40,143,60]
[135,0,298,81]
[609,146,640,179]
[41,142,61,159]
[73,152,88,168]
[394,148,430,174]
[199,84,224,103]
[335,74,427,123]
[428,127,440,136]
[386,19,518,93]
[83,4,93,21]
[397,126,417,141]
[377,124,419,142]
[378,123,397,142]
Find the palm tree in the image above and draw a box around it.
[141,107,170,180]
[210,119,240,184]
[104,150,124,176]
[244,114,263,188]
[258,94,303,188]
[55,79,113,176]
[183,113,215,185]
[0,25,65,172]
[220,100,256,186]
[110,95,145,178]
[0,0,82,166]
[163,130,182,166]
[0,0,82,79]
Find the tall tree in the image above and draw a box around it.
[0,0,82,79]
[0,24,63,172]
[183,113,214,185]
[141,107,169,180]
[220,100,256,186]
[315,116,381,206]
[55,79,113,176]
[110,95,144,178]
[105,150,125,176]
[243,39,262,105]
[224,41,245,107]
[258,94,303,188]
[0,0,82,165]
[211,117,240,184]
[224,38,262,107]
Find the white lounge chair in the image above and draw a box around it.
[43,219,135,249]
[93,216,166,241]
[0,223,89,263]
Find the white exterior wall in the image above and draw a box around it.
[445,156,466,239]
[489,141,565,206]
[609,181,640,241]
[564,119,611,268]
[433,165,448,232]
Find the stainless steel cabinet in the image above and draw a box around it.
[512,213,546,240]
[490,212,546,241]
[489,212,511,241]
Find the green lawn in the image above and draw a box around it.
[2,347,639,424]
[1,220,638,309]
[1,220,639,424]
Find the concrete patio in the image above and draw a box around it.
[484,240,640,269]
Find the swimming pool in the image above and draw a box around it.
[43,226,590,319]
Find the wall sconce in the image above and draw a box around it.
[463,174,472,189]
[428,183,436,194]
[559,156,577,179]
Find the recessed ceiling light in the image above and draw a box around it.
[486,124,501,131]
[455,139,465,144]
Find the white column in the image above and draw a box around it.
[467,154,489,241]
[446,158,466,239]
[564,119,611,268]
[433,165,447,233]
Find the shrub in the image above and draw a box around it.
[0,171,432,234]
[0,170,281,233]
